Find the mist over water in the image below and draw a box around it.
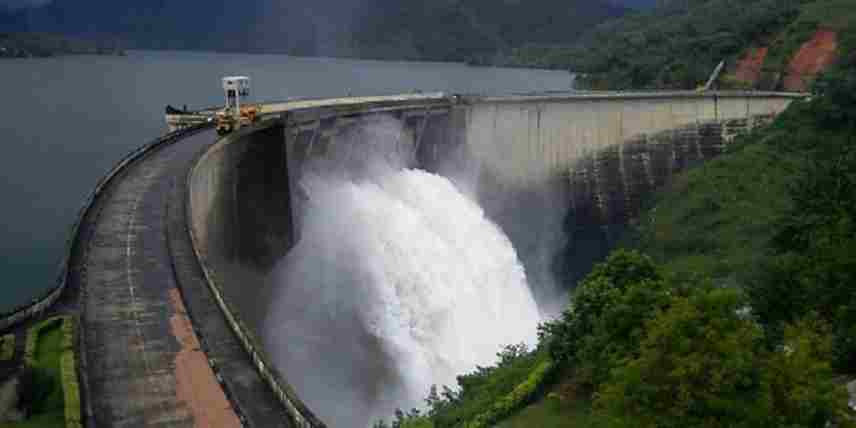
[263,148,541,426]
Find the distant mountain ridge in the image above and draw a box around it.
[0,0,644,62]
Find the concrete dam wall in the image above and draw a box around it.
[187,91,802,426]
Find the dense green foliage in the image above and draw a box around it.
[60,318,82,428]
[539,250,669,387]
[604,30,856,426]
[544,252,850,428]
[12,316,79,428]
[593,290,851,428]
[626,129,800,282]
[594,287,764,428]
[382,65,856,422]
[381,3,856,426]
[385,244,855,427]
[0,0,626,62]
[510,0,802,88]
[0,333,13,361]
[373,345,555,428]
[464,358,554,428]
[15,318,66,428]
[495,395,595,428]
[764,0,856,77]
[506,0,856,89]
[748,55,856,371]
[354,0,626,63]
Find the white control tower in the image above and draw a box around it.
[222,76,251,113]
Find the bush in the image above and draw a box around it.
[18,318,65,421]
[464,359,554,428]
[23,316,63,366]
[573,279,672,387]
[375,344,555,428]
[539,249,664,377]
[0,333,14,361]
[749,66,856,372]
[593,287,766,428]
[428,345,549,428]
[16,315,82,427]
[60,317,82,428]
[593,287,855,428]
[759,317,853,428]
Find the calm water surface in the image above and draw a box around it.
[0,49,572,313]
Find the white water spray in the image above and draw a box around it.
[263,162,541,427]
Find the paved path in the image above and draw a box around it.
[74,129,290,427]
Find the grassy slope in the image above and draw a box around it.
[497,396,593,428]
[392,2,856,427]
[491,3,856,427]
[625,132,800,282]
[511,0,801,88]
[9,323,65,428]
[395,349,552,428]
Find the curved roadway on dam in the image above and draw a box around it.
[73,128,291,427]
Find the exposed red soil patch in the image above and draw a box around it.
[734,47,769,84]
[168,288,241,428]
[784,29,838,91]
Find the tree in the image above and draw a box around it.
[758,317,854,428]
[593,287,764,428]
[752,66,856,371]
[594,288,855,428]
[541,250,662,364]
[575,278,672,387]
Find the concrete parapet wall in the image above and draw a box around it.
[188,119,325,428]
[463,92,799,186]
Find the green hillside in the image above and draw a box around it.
[0,0,628,62]
[508,0,802,87]
[505,0,856,90]
[377,2,856,427]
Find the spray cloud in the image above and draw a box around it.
[262,116,541,427]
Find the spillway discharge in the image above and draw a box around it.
[262,117,541,427]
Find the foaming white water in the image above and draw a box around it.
[263,166,541,427]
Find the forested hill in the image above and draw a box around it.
[0,0,636,62]
[508,0,808,88]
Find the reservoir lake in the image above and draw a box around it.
[0,49,572,313]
